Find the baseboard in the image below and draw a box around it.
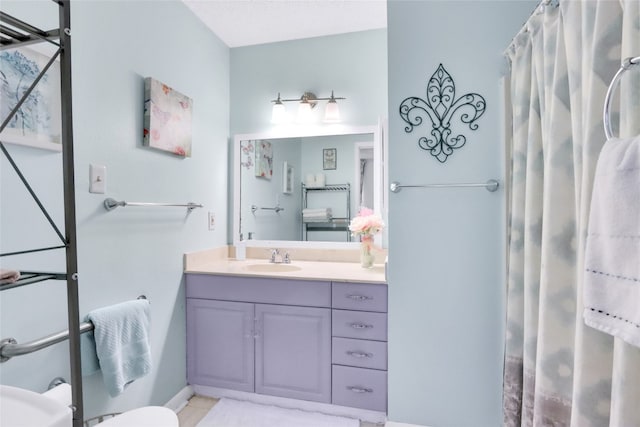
[192,384,387,424]
[164,385,195,413]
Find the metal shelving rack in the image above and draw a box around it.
[301,183,351,241]
[0,2,83,426]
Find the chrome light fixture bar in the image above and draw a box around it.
[270,91,346,124]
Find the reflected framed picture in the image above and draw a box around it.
[255,140,273,179]
[323,148,337,170]
[282,161,294,194]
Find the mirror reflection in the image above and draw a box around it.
[234,127,382,246]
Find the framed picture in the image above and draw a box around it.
[282,161,294,194]
[143,77,193,157]
[0,46,62,151]
[255,140,273,179]
[323,148,337,170]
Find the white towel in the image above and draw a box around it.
[583,136,640,348]
[302,208,332,216]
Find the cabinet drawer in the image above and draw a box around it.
[332,365,387,412]
[186,274,331,307]
[332,310,387,341]
[332,337,387,370]
[332,282,387,312]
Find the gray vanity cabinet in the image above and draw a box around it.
[186,298,254,392]
[186,273,388,411]
[186,274,332,403]
[255,304,331,402]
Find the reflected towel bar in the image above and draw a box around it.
[251,204,284,214]
[0,296,147,362]
[390,179,500,193]
[104,198,203,212]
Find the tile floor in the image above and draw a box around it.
[177,395,384,427]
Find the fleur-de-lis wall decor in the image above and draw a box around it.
[399,64,486,163]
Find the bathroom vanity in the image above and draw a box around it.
[184,258,387,413]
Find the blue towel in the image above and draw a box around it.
[80,330,100,376]
[86,299,152,397]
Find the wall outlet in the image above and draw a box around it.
[208,212,215,230]
[89,164,106,194]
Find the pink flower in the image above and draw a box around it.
[349,207,384,237]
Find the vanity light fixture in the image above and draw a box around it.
[270,91,346,124]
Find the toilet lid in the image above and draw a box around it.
[96,406,178,427]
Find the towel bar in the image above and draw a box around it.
[390,179,500,193]
[0,295,147,362]
[603,56,640,140]
[103,198,203,212]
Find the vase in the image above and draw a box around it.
[360,235,375,268]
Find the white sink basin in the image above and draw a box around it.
[243,263,302,273]
[0,384,72,427]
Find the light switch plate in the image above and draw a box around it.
[89,164,106,194]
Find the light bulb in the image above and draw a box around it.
[324,99,340,123]
[271,102,287,124]
[297,101,313,123]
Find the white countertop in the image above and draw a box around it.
[185,258,386,284]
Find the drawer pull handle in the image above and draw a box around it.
[350,322,373,329]
[347,386,373,393]
[347,294,372,301]
[347,351,373,359]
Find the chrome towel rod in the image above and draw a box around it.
[390,179,500,193]
[104,198,203,212]
[603,56,640,140]
[0,296,147,363]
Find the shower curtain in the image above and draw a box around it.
[503,1,640,426]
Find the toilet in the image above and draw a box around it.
[43,382,178,427]
[96,406,178,426]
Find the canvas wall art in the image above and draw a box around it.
[255,140,273,179]
[143,77,193,157]
[0,46,61,151]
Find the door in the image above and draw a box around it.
[255,304,331,402]
[186,299,254,392]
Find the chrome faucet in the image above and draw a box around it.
[270,249,291,264]
[270,249,282,263]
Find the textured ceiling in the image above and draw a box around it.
[182,0,387,48]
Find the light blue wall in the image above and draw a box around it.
[230,29,388,135]
[0,0,229,419]
[387,1,535,426]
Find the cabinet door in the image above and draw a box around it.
[187,299,254,392]
[255,304,331,403]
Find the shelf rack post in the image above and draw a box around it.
[58,1,83,425]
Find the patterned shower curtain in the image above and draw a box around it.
[503,1,640,426]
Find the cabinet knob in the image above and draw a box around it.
[347,294,372,301]
[350,322,373,329]
[347,386,373,393]
[347,351,373,359]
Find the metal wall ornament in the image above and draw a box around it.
[399,64,487,163]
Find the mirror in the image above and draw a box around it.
[233,124,385,249]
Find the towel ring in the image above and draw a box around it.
[603,56,640,141]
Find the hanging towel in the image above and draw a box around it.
[86,299,152,396]
[583,135,640,348]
